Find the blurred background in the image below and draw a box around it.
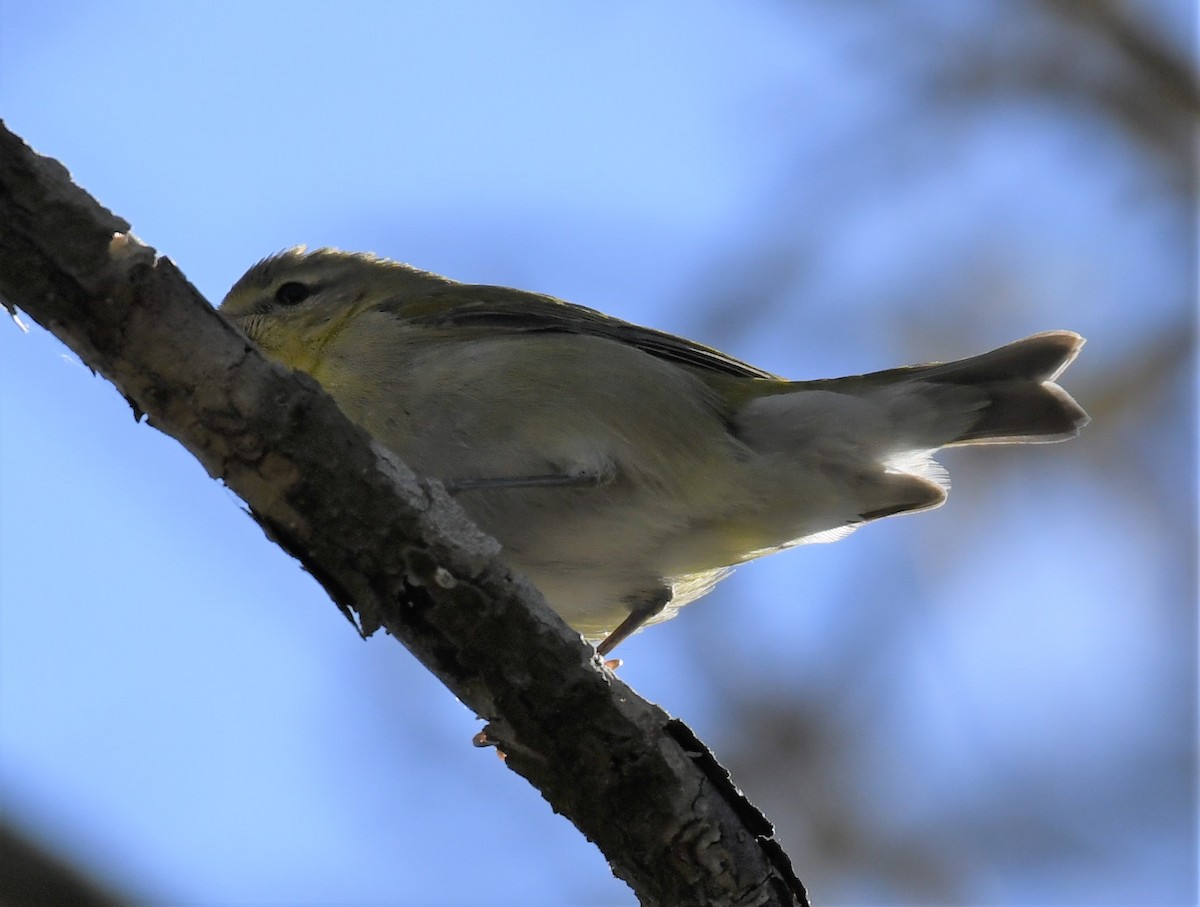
[1,2,1194,905]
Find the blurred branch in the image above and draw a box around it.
[683,2,1193,900]
[1037,0,1197,182]
[0,822,127,907]
[0,121,809,907]
[949,0,1197,187]
[1039,0,1200,114]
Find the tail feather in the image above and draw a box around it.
[949,377,1084,445]
[912,330,1083,385]
[923,331,1087,445]
[808,331,1089,446]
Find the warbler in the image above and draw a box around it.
[219,248,1088,655]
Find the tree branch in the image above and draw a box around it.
[0,121,808,907]
[0,821,128,907]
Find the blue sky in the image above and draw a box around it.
[1,3,1194,905]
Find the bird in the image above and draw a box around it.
[220,247,1088,656]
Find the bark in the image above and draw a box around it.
[0,121,809,907]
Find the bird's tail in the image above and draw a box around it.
[808,331,1089,446]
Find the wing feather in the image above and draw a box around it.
[378,285,780,380]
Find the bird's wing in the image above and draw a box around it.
[376,285,780,380]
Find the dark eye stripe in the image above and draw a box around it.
[274,281,311,306]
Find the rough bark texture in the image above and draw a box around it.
[0,121,809,907]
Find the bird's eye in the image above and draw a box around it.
[274,281,311,306]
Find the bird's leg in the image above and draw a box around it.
[472,589,670,752]
[444,470,610,494]
[596,587,673,660]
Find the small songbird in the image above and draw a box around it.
[220,248,1088,656]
